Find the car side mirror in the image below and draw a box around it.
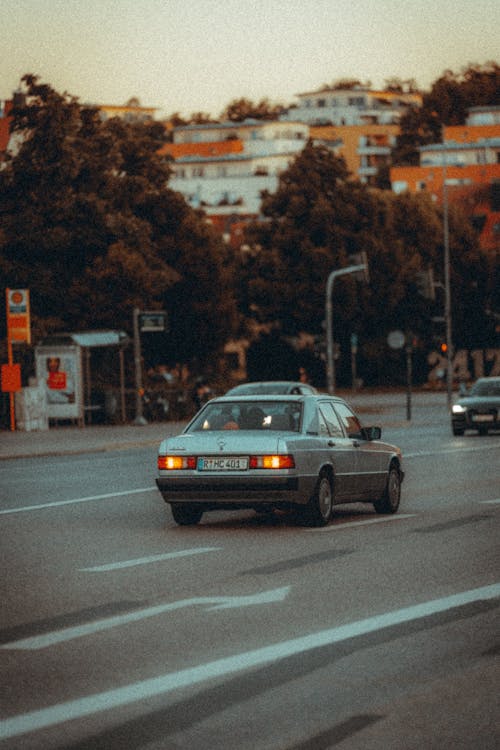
[361,426,381,441]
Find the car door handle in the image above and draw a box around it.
[352,440,360,447]
[327,440,336,447]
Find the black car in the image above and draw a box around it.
[451,376,500,435]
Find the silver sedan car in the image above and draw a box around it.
[156,394,404,526]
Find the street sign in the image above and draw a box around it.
[387,330,405,350]
[6,288,31,344]
[1,364,21,393]
[139,311,168,332]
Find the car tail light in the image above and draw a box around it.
[249,455,295,469]
[158,455,196,470]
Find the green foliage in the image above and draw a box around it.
[220,97,285,122]
[394,62,500,165]
[237,143,492,386]
[0,75,239,367]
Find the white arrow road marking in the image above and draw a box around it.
[1,583,498,741]
[1,587,291,651]
[80,547,222,572]
[0,487,157,515]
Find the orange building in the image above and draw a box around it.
[390,108,500,251]
[0,99,13,157]
[311,123,400,183]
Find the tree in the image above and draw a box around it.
[237,142,491,386]
[393,62,500,165]
[0,75,239,369]
[220,97,285,122]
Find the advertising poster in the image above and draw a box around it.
[35,346,83,421]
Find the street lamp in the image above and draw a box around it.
[325,256,368,394]
[442,158,453,410]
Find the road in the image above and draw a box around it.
[1,399,499,749]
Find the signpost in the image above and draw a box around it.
[387,330,413,421]
[133,308,168,425]
[3,289,31,430]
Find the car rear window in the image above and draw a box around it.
[189,401,302,432]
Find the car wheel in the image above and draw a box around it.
[452,426,464,436]
[170,504,203,526]
[305,471,333,526]
[478,427,488,436]
[373,464,401,514]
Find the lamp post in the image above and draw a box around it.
[442,158,453,410]
[326,261,368,394]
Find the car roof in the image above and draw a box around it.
[214,393,306,402]
[212,393,343,404]
[225,381,317,394]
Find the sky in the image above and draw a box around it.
[2,0,499,119]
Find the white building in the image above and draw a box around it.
[168,119,311,214]
[280,86,421,126]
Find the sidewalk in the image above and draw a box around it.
[0,390,450,461]
[0,420,186,460]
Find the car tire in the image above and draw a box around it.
[305,471,333,527]
[170,504,203,526]
[373,464,401,514]
[452,426,464,436]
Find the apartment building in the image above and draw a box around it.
[280,85,421,126]
[390,106,500,251]
[0,99,13,157]
[311,123,399,184]
[89,98,158,122]
[162,119,311,218]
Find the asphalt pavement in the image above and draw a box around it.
[0,389,450,461]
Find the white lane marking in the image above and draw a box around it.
[480,499,500,505]
[80,547,222,572]
[310,514,416,532]
[2,587,290,651]
[1,583,498,741]
[0,487,157,515]
[405,443,500,458]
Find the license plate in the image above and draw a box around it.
[472,414,494,422]
[197,456,248,471]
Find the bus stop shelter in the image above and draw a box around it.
[35,330,130,425]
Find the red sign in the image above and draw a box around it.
[1,364,22,392]
[6,288,31,344]
[47,371,67,390]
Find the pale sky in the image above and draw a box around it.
[2,0,499,118]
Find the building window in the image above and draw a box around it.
[317,98,326,108]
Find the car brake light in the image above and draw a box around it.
[249,455,295,469]
[158,456,196,470]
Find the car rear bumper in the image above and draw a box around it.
[156,474,310,505]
